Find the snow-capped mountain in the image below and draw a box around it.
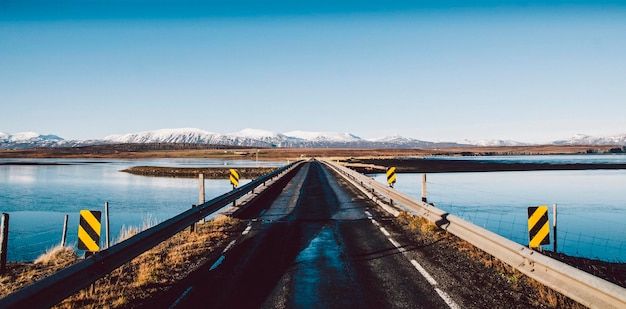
[0,131,76,149]
[553,133,626,146]
[1,129,626,150]
[103,128,274,147]
[459,139,530,147]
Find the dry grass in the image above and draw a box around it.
[0,215,242,308]
[0,245,78,298]
[396,212,585,308]
[54,215,242,308]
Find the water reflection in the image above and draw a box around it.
[374,169,626,262]
[0,158,277,261]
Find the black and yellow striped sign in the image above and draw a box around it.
[386,167,396,187]
[78,210,101,252]
[229,168,239,188]
[528,206,550,248]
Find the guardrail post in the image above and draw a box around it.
[1,213,9,275]
[553,203,557,253]
[61,214,69,247]
[421,174,428,203]
[190,205,196,233]
[104,202,111,249]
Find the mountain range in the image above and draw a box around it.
[1,128,625,150]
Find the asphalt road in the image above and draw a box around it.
[172,161,459,308]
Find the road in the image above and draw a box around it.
[171,161,459,308]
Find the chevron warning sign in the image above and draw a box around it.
[386,167,396,188]
[229,168,240,188]
[78,210,101,252]
[528,206,550,248]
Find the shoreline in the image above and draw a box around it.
[344,158,626,174]
[121,166,278,178]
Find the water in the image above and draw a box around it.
[2,155,625,262]
[0,158,285,261]
[373,155,626,262]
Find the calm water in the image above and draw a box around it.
[1,155,625,262]
[373,154,626,262]
[0,158,285,261]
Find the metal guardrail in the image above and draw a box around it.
[0,161,304,309]
[322,159,626,309]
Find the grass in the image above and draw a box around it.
[55,215,242,308]
[396,211,585,308]
[0,215,242,308]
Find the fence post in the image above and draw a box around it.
[190,205,196,233]
[104,202,110,249]
[199,173,205,206]
[1,213,9,275]
[61,214,69,247]
[553,203,557,253]
[421,174,428,203]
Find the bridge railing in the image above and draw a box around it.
[0,160,304,309]
[322,159,626,309]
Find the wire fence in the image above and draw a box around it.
[374,172,626,263]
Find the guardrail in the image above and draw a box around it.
[322,159,626,309]
[0,161,304,309]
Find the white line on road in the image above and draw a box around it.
[379,227,391,237]
[242,224,252,235]
[364,210,373,219]
[209,255,226,271]
[223,240,237,254]
[436,288,461,309]
[366,210,460,309]
[410,260,437,286]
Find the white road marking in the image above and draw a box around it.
[223,240,237,254]
[364,210,373,219]
[436,288,461,309]
[410,260,437,286]
[379,227,391,237]
[387,237,402,250]
[242,224,252,235]
[209,255,226,271]
[367,211,461,309]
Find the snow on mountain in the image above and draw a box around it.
[0,132,68,149]
[231,129,302,147]
[284,131,362,143]
[3,128,625,150]
[460,139,530,147]
[553,133,626,146]
[103,128,274,147]
[104,128,220,144]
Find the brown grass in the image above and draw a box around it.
[0,216,242,308]
[0,245,78,298]
[53,215,242,308]
[396,212,586,308]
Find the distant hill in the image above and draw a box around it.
[1,128,625,150]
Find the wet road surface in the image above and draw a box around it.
[173,161,457,308]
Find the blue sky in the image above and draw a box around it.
[1,1,625,143]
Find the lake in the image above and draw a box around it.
[1,155,625,262]
[373,154,626,262]
[0,158,285,261]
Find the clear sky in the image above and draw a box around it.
[1,1,625,143]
